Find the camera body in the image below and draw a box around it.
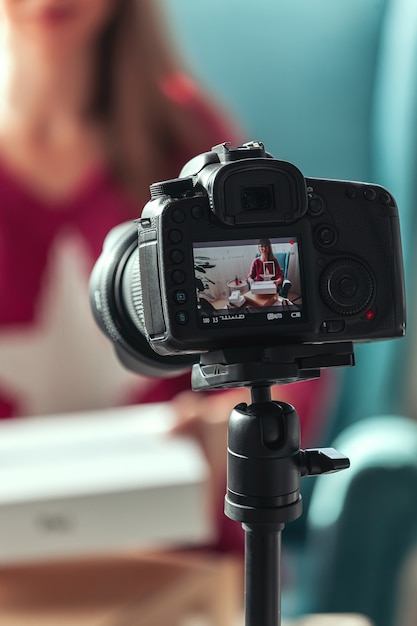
[136,142,405,356]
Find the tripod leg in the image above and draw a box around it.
[244,523,284,626]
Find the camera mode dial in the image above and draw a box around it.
[319,258,374,316]
[150,177,194,200]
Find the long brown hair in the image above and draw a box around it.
[93,0,230,202]
[258,238,275,261]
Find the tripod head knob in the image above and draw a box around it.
[301,447,350,476]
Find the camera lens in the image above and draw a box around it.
[241,185,273,211]
[89,223,196,377]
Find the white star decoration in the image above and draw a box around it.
[0,231,148,417]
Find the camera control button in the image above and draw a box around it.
[171,269,186,285]
[191,205,205,220]
[345,186,357,199]
[363,187,377,201]
[380,191,393,205]
[316,225,337,247]
[174,290,188,304]
[321,320,346,333]
[175,311,189,325]
[168,229,183,244]
[338,276,356,297]
[172,209,186,223]
[170,249,184,264]
[308,194,324,215]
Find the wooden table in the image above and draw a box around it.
[243,291,279,307]
[0,550,373,626]
[0,550,243,626]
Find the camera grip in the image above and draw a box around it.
[139,236,166,339]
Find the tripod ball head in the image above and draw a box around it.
[225,398,350,526]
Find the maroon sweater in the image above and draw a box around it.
[0,75,238,419]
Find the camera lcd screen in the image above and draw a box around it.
[193,237,304,328]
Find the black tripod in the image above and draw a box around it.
[192,343,352,626]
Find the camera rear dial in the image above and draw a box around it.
[319,258,374,316]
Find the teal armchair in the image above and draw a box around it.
[305,414,417,626]
[275,251,291,299]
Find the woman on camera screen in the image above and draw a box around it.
[248,238,284,289]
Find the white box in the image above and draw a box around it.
[251,280,276,295]
[228,290,245,306]
[0,404,212,564]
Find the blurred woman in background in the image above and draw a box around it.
[0,0,331,556]
[0,0,240,417]
[0,0,249,553]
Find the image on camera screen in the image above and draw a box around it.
[193,237,304,327]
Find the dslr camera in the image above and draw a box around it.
[90,141,405,377]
